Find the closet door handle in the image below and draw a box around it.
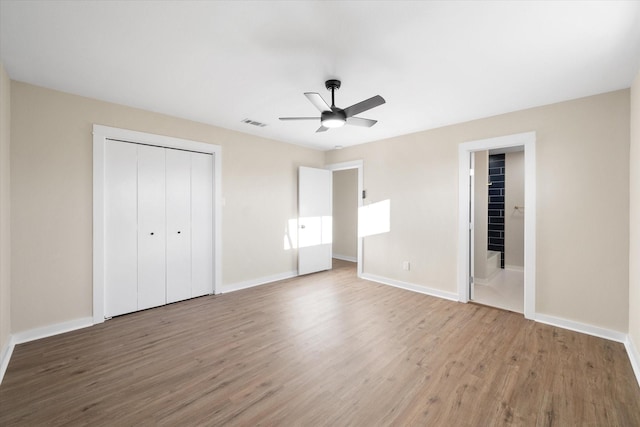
[150,232,154,236]
[177,231,181,234]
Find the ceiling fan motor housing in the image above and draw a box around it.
[321,108,346,127]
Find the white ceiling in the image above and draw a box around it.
[1,1,640,151]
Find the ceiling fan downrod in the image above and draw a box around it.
[325,79,341,108]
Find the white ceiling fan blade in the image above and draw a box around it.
[305,92,332,112]
[316,125,329,133]
[346,117,377,127]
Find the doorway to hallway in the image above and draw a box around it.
[327,160,364,277]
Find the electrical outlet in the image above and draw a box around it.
[402,261,410,271]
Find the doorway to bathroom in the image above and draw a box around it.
[457,132,536,320]
[471,148,525,313]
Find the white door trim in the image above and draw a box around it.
[326,160,364,278]
[458,132,536,319]
[469,153,475,301]
[92,124,222,324]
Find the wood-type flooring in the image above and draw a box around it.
[1,260,639,426]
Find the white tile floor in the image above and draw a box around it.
[473,268,524,314]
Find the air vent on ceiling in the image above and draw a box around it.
[241,118,267,127]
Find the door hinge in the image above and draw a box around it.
[469,222,473,230]
[469,276,474,285]
[469,168,474,176]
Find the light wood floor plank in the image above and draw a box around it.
[1,260,639,425]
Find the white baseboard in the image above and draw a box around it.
[361,273,459,302]
[534,313,626,343]
[0,335,16,385]
[223,270,298,293]
[625,335,640,389]
[505,265,525,272]
[333,254,357,263]
[1,316,93,386]
[13,317,94,345]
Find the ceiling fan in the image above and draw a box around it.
[279,79,385,133]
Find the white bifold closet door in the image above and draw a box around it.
[190,153,214,297]
[166,149,192,303]
[104,140,214,318]
[104,141,138,317]
[137,145,167,310]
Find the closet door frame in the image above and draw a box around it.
[93,124,222,324]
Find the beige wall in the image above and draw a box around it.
[10,81,323,333]
[505,151,524,268]
[473,151,488,280]
[327,90,630,332]
[5,79,635,337]
[630,70,640,352]
[332,169,358,260]
[0,64,10,353]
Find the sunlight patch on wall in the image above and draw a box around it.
[358,199,390,237]
[284,219,297,250]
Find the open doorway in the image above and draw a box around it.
[326,161,363,277]
[332,169,358,262]
[458,132,536,320]
[472,148,525,313]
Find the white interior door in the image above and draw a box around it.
[137,145,167,310]
[166,149,192,303]
[104,140,138,317]
[298,166,333,275]
[191,152,214,297]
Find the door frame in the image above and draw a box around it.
[92,124,222,324]
[457,132,536,319]
[326,160,364,278]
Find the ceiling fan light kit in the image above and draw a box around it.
[321,111,346,128]
[280,79,385,133]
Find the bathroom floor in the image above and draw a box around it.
[473,268,524,313]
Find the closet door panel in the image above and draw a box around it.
[137,145,167,310]
[191,152,214,297]
[166,149,192,303]
[104,141,138,317]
